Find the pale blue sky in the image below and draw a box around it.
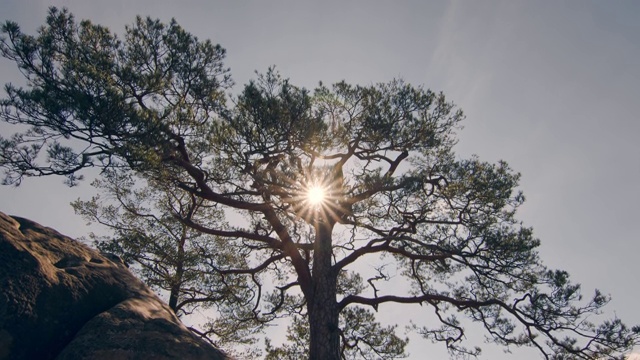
[1,1,639,358]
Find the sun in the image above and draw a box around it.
[307,185,326,205]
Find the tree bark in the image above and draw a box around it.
[169,231,187,313]
[168,280,180,312]
[308,220,340,360]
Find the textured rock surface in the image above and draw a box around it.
[0,212,228,360]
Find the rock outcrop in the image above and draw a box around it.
[0,212,229,360]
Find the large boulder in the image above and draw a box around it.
[0,212,229,360]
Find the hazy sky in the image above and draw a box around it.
[1,1,639,359]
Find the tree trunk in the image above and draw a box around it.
[308,221,340,360]
[169,231,187,313]
[168,268,182,312]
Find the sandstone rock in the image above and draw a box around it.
[0,212,229,360]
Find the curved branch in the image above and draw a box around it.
[338,292,501,312]
[212,253,286,275]
[177,216,282,249]
[335,238,450,271]
[261,207,313,297]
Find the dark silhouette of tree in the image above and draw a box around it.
[71,169,264,357]
[1,8,638,359]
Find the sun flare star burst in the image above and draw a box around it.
[307,185,326,205]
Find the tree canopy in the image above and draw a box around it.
[1,8,638,359]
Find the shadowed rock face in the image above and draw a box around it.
[0,212,229,360]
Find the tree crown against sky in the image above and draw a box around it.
[1,7,638,359]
